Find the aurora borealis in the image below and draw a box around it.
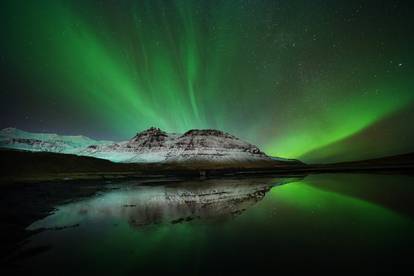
[1,0,413,163]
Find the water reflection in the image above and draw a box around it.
[5,174,414,274]
[28,176,302,230]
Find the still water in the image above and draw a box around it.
[2,173,414,273]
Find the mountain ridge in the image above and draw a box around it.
[0,127,300,165]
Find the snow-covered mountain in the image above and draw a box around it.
[0,127,111,154]
[0,127,298,166]
[81,127,274,163]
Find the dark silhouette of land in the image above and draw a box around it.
[0,148,413,184]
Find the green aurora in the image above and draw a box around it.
[1,0,413,162]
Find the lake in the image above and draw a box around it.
[2,173,414,274]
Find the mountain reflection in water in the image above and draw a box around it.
[28,177,300,230]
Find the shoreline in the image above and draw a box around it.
[1,148,413,184]
[1,165,413,185]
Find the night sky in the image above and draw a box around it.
[1,0,413,163]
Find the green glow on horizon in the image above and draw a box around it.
[264,83,414,159]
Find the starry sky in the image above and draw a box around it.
[0,0,413,163]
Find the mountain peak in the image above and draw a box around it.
[132,127,168,142]
[144,126,163,133]
[182,129,236,139]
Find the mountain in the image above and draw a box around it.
[0,127,301,166]
[0,127,111,154]
[81,127,284,163]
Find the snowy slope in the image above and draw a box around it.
[0,127,111,154]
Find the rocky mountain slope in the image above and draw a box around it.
[81,127,281,163]
[0,127,300,166]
